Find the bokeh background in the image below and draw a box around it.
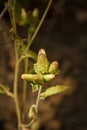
[0,0,87,130]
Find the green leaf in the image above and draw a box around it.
[0,88,5,94]
[27,50,37,61]
[40,85,69,99]
[0,84,10,94]
[30,83,39,92]
[21,50,37,61]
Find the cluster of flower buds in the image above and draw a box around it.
[21,49,59,91]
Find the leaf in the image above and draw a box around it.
[40,85,69,99]
[0,88,5,94]
[21,50,37,61]
[0,84,10,94]
[30,83,39,92]
[27,50,37,61]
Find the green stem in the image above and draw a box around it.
[23,33,31,105]
[9,0,21,129]
[22,32,32,124]
[36,86,42,113]
[26,0,53,51]
[13,43,21,130]
[0,2,9,19]
[20,86,42,129]
[23,59,28,105]
[8,0,16,32]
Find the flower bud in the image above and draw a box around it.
[21,74,43,83]
[49,61,59,74]
[32,8,39,18]
[43,74,55,82]
[34,49,49,74]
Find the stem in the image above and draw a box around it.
[0,3,9,19]
[36,86,42,113]
[8,0,16,32]
[23,33,31,105]
[13,43,21,130]
[22,33,32,124]
[0,83,14,98]
[26,0,53,51]
[22,58,28,105]
[20,86,42,128]
[9,0,21,129]
[22,58,28,124]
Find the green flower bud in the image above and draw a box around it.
[32,8,39,18]
[49,61,59,74]
[43,74,55,82]
[34,49,49,74]
[21,74,43,84]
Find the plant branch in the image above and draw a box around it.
[36,86,42,113]
[0,83,14,98]
[22,33,31,106]
[0,3,9,19]
[9,0,21,129]
[13,43,21,130]
[26,0,53,51]
[22,59,28,105]
[8,0,17,33]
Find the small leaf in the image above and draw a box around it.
[0,84,10,94]
[21,50,37,61]
[0,88,5,94]
[40,85,69,99]
[30,83,39,92]
[27,50,37,61]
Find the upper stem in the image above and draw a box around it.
[26,0,53,52]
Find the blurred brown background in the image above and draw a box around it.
[0,0,87,130]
